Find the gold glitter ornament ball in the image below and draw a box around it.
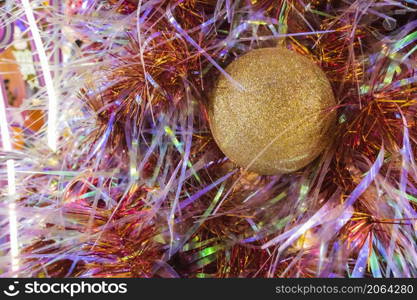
[208,47,336,175]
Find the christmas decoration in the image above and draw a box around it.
[1,0,417,278]
[209,47,336,174]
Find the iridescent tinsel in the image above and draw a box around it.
[1,0,417,278]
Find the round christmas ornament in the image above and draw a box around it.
[208,47,337,175]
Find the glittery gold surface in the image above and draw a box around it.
[208,47,336,175]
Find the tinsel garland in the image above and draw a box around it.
[1,0,417,278]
